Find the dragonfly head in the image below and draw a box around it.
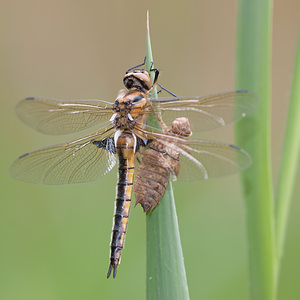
[123,70,152,93]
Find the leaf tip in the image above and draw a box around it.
[147,10,150,36]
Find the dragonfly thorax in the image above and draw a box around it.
[111,114,135,130]
[112,89,148,130]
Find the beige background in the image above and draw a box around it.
[1,1,300,299]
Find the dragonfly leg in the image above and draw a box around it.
[148,101,168,131]
[125,57,146,73]
[157,83,178,98]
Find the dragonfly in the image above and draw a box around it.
[10,61,258,278]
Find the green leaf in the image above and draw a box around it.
[235,1,276,299]
[275,25,300,269]
[145,11,190,300]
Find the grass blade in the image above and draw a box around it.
[145,11,190,300]
[235,1,276,299]
[275,24,300,268]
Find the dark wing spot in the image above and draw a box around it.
[25,97,35,100]
[93,137,116,154]
[19,152,29,159]
[229,144,241,150]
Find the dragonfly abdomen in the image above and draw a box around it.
[107,132,136,278]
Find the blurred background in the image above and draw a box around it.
[1,0,300,299]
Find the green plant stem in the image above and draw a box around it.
[275,24,300,269]
[235,1,276,299]
[145,12,189,300]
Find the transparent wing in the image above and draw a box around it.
[16,97,114,135]
[147,90,258,133]
[145,131,252,181]
[10,128,117,184]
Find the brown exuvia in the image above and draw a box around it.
[135,117,192,213]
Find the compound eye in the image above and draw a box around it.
[124,78,133,89]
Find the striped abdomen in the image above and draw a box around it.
[107,131,136,278]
